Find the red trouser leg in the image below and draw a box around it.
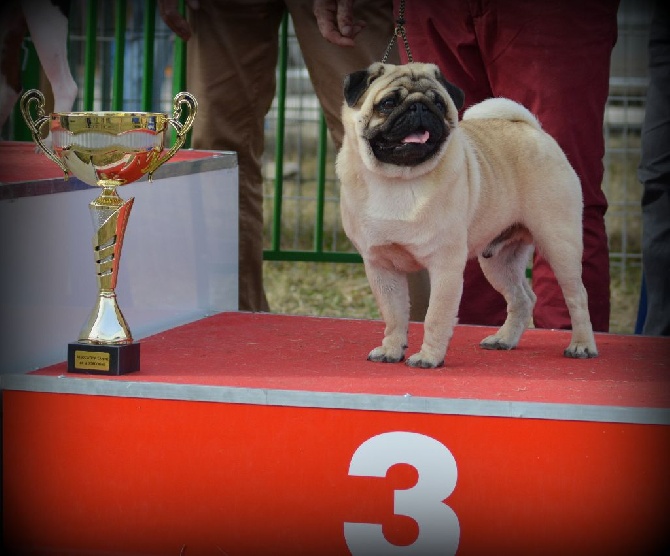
[398,0,616,331]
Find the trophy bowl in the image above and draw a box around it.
[21,89,197,187]
[20,89,197,374]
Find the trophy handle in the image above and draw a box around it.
[20,89,69,180]
[146,91,198,181]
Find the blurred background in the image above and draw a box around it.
[1,0,654,333]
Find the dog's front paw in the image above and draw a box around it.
[368,345,405,363]
[480,334,516,351]
[563,342,598,359]
[406,352,444,369]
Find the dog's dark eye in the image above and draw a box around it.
[377,95,398,113]
[433,96,447,115]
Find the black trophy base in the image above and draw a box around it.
[68,342,140,375]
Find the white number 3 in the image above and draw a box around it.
[344,431,460,555]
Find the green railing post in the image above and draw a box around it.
[11,40,39,140]
[172,0,188,96]
[141,0,156,111]
[314,113,328,254]
[171,0,189,146]
[83,0,98,111]
[112,1,126,111]
[270,11,289,254]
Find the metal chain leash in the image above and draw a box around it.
[381,0,412,63]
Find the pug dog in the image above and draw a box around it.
[337,62,598,368]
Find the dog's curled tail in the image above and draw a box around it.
[462,98,542,130]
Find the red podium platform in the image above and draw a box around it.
[3,312,670,555]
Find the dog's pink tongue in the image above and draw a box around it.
[402,130,430,144]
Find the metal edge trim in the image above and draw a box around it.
[2,374,669,426]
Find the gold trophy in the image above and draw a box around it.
[20,90,197,375]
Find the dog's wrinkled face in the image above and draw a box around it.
[343,62,464,175]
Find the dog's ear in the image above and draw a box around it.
[435,69,465,111]
[344,63,386,107]
[344,70,370,107]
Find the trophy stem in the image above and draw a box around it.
[79,186,135,344]
[79,291,132,345]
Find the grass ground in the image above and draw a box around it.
[264,261,379,321]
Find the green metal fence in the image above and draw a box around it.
[6,1,186,134]
[263,13,361,264]
[4,1,355,263]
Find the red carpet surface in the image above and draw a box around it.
[31,312,670,409]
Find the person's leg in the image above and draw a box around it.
[287,0,397,149]
[187,0,285,312]
[397,0,508,326]
[642,193,670,336]
[639,1,670,336]
[478,0,618,331]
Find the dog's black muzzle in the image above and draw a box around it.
[369,101,448,166]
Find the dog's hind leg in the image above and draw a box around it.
[478,240,536,350]
[535,237,598,358]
